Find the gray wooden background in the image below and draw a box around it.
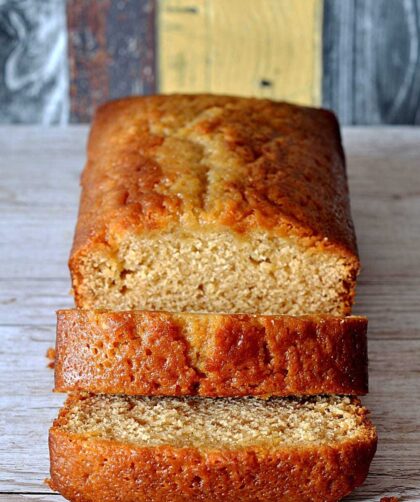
[0,0,420,124]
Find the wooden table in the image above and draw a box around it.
[0,127,419,501]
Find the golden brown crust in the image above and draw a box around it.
[69,95,359,308]
[48,417,377,502]
[55,310,368,397]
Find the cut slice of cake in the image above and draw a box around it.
[55,309,368,397]
[70,95,359,315]
[49,394,377,502]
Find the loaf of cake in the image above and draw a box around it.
[69,95,359,315]
[49,95,375,501]
[55,309,368,397]
[48,394,377,502]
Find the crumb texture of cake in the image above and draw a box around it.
[70,95,359,315]
[49,394,377,502]
[54,394,372,448]
[55,310,368,397]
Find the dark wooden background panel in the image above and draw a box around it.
[67,0,156,123]
[0,0,68,124]
[323,0,420,124]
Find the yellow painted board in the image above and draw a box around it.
[158,0,322,105]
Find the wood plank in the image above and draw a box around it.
[0,496,61,501]
[158,0,208,91]
[343,128,420,341]
[0,126,85,209]
[0,127,84,279]
[0,279,72,326]
[158,0,322,104]
[354,276,420,338]
[0,1,68,125]
[345,128,420,277]
[347,340,420,501]
[66,0,156,122]
[323,0,420,124]
[0,326,65,493]
[0,208,75,280]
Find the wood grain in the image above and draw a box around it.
[323,0,420,124]
[0,497,61,501]
[0,0,68,124]
[158,0,322,104]
[0,126,419,500]
[2,0,420,125]
[0,126,85,279]
[0,325,64,494]
[66,0,156,122]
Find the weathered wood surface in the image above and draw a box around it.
[158,0,322,104]
[66,0,156,122]
[0,1,68,125]
[2,0,420,125]
[0,496,60,501]
[323,0,420,125]
[0,126,419,500]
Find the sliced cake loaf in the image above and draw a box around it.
[55,309,368,397]
[69,95,359,315]
[49,394,377,502]
[49,95,375,501]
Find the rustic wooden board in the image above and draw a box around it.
[0,1,68,124]
[0,496,60,501]
[0,126,84,279]
[323,0,420,124]
[66,0,156,122]
[2,0,420,125]
[158,0,322,104]
[0,126,419,500]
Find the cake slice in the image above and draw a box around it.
[49,394,377,502]
[54,310,368,397]
[70,95,359,315]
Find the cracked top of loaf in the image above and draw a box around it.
[71,94,357,260]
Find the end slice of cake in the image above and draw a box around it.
[49,394,377,502]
